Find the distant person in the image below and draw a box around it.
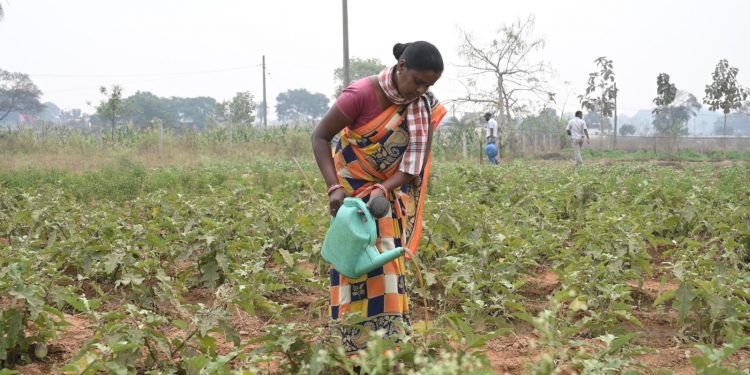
[485,112,499,164]
[566,110,590,167]
[311,41,446,353]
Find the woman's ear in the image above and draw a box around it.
[396,59,407,74]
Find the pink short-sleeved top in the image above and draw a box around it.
[335,77,384,129]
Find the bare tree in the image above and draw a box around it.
[456,15,554,151]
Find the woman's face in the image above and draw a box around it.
[395,60,441,100]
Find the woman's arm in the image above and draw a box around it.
[311,106,352,215]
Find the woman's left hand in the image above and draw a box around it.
[366,187,385,211]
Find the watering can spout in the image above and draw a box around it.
[357,246,405,276]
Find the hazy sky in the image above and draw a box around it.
[2,0,749,119]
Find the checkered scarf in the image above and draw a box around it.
[377,66,430,176]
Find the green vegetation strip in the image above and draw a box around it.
[1,160,748,373]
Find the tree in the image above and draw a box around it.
[619,124,636,136]
[124,91,176,128]
[0,69,44,122]
[214,102,229,125]
[519,108,561,133]
[167,96,217,128]
[712,103,750,136]
[39,102,61,123]
[96,85,125,143]
[224,91,256,126]
[653,73,677,111]
[579,57,617,141]
[276,89,329,123]
[703,59,748,139]
[584,110,611,133]
[457,15,554,147]
[651,73,676,136]
[653,90,701,137]
[333,58,386,97]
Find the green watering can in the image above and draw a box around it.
[321,197,405,278]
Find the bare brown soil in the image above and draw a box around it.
[15,313,95,375]
[10,267,749,374]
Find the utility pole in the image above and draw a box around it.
[262,55,267,127]
[342,0,350,87]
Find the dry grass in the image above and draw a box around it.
[0,142,313,172]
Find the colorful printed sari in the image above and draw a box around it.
[329,77,447,353]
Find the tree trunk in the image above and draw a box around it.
[497,76,504,131]
[613,83,618,146]
[495,75,510,157]
[461,131,467,160]
[613,107,618,146]
[723,113,727,151]
[504,91,512,141]
[497,76,505,154]
[599,107,604,152]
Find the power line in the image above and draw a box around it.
[28,65,257,78]
[42,66,259,94]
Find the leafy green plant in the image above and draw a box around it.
[529,304,647,375]
[0,262,65,367]
[63,296,242,374]
[691,337,750,374]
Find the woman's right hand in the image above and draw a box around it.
[328,188,347,217]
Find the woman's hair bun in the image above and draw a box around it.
[392,43,411,60]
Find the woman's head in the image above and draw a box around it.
[392,41,443,100]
